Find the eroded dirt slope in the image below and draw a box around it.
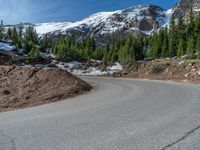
[113,59,200,83]
[0,65,92,112]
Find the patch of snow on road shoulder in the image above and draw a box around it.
[107,62,123,72]
[56,61,81,70]
[55,61,123,76]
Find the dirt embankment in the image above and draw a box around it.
[0,65,92,112]
[112,59,200,83]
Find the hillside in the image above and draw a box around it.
[109,59,200,83]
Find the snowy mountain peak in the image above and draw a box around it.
[2,4,174,46]
[33,4,172,45]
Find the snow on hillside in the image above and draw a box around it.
[35,11,121,35]
[35,22,72,35]
[34,4,170,36]
[162,9,174,27]
[0,42,16,51]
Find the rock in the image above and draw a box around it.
[113,72,121,77]
[122,71,129,76]
[3,89,11,95]
[198,71,200,76]
[188,63,193,67]
[48,64,58,68]
[184,73,190,78]
[191,68,196,72]
[178,61,185,65]
[170,72,174,75]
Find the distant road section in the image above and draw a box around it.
[0,77,200,150]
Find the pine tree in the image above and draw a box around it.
[39,35,53,53]
[187,37,195,55]
[12,27,19,46]
[161,27,169,58]
[28,46,41,60]
[6,28,12,40]
[177,15,185,39]
[102,51,108,70]
[123,35,132,62]
[23,26,38,54]
[196,34,200,58]
[151,33,159,58]
[189,7,194,24]
[157,29,165,57]
[168,14,177,57]
[186,7,195,36]
[0,19,4,39]
[177,38,184,57]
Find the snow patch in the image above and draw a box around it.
[193,8,200,12]
[162,9,174,28]
[40,52,56,59]
[55,61,123,76]
[0,42,16,51]
[35,22,72,35]
[56,61,81,70]
[107,62,123,71]
[141,29,154,35]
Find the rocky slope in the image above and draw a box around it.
[173,0,200,20]
[108,59,200,83]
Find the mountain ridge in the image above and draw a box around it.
[2,0,200,46]
[33,4,172,46]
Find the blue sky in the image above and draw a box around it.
[0,0,178,24]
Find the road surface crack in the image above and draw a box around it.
[0,129,16,150]
[160,124,200,150]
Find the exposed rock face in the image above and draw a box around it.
[173,0,200,21]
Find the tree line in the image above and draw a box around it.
[0,8,199,65]
[149,8,200,59]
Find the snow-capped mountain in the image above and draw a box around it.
[34,4,172,46]
[2,0,200,46]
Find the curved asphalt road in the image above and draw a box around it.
[0,77,200,150]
